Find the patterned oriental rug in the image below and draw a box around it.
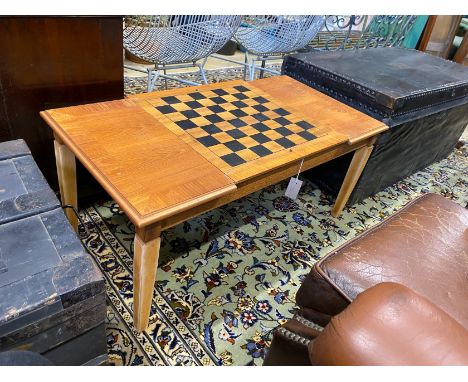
[79,140,467,366]
[77,72,468,366]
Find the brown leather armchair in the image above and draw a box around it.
[265,282,468,366]
[264,193,468,366]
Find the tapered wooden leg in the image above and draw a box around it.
[133,225,161,332]
[331,143,375,217]
[54,138,78,231]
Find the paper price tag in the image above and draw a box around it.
[285,177,303,200]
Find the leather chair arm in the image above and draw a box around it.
[309,282,468,366]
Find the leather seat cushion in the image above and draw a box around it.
[309,282,468,366]
[296,193,468,328]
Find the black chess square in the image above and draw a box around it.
[221,153,246,166]
[186,100,203,109]
[251,133,270,144]
[233,93,248,100]
[161,96,180,104]
[176,119,197,130]
[197,135,220,147]
[234,85,250,92]
[226,129,247,139]
[213,88,229,96]
[229,118,247,128]
[231,108,248,117]
[188,92,205,100]
[208,105,225,114]
[276,137,295,148]
[232,100,248,108]
[211,96,226,105]
[252,113,269,122]
[252,122,269,132]
[273,108,290,116]
[202,124,222,134]
[253,104,269,112]
[157,105,177,114]
[276,127,293,136]
[205,114,224,123]
[274,117,290,126]
[298,130,317,140]
[182,110,201,119]
[224,140,246,152]
[251,145,272,157]
[253,96,269,104]
[297,120,314,130]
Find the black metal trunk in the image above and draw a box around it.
[282,47,468,204]
[0,140,107,365]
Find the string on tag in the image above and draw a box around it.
[296,158,304,180]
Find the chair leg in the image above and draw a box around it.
[259,59,266,79]
[162,65,168,90]
[147,69,160,92]
[197,62,208,84]
[243,51,248,80]
[249,60,256,81]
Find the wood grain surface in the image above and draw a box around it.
[41,100,236,228]
[42,76,387,229]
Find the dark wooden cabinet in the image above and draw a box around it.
[0,16,124,195]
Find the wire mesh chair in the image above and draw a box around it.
[233,15,325,80]
[123,15,242,91]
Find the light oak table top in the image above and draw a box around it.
[41,76,386,229]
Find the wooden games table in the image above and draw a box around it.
[41,76,387,331]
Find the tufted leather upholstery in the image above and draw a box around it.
[296,193,468,328]
[309,283,468,366]
[263,312,321,366]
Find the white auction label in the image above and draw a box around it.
[285,177,303,200]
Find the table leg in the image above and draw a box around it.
[133,225,161,332]
[331,142,375,217]
[54,138,78,231]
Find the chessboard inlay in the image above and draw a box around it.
[151,85,322,167]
